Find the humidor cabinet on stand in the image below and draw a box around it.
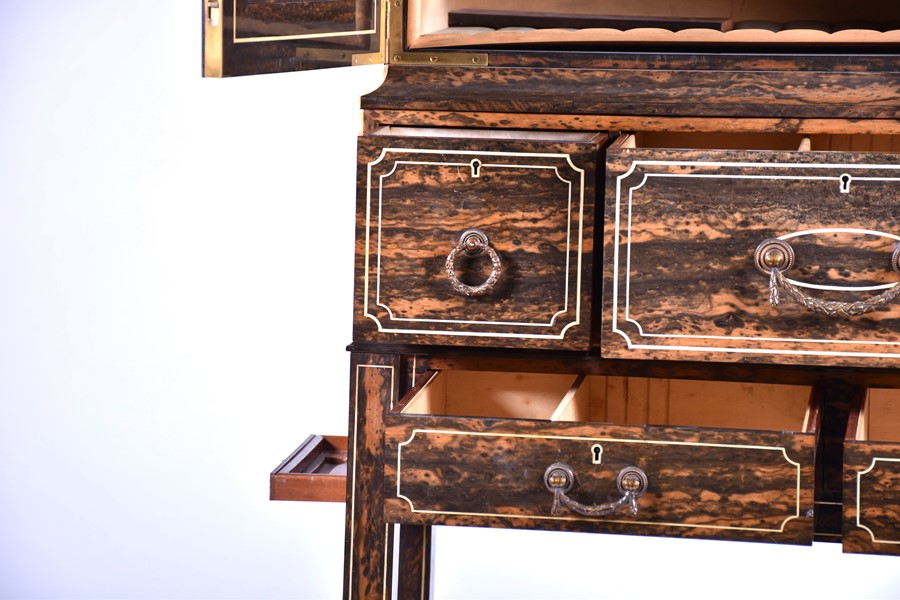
[203,0,900,597]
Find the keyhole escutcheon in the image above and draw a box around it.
[470,159,482,178]
[591,444,603,465]
[840,173,852,194]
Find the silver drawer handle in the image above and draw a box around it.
[755,238,900,318]
[444,229,502,297]
[544,463,648,518]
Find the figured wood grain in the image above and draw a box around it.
[602,145,900,367]
[843,441,900,555]
[365,111,900,136]
[353,134,601,349]
[384,414,816,544]
[363,67,900,120]
[395,525,433,600]
[343,354,398,600]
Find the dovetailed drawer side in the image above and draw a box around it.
[270,435,348,502]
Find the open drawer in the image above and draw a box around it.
[603,132,900,368]
[353,127,605,350]
[270,435,348,502]
[383,370,819,545]
[844,389,900,555]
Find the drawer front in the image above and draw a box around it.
[384,416,815,544]
[603,147,900,367]
[844,442,900,555]
[354,133,602,349]
[844,389,900,555]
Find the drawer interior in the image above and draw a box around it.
[853,389,900,443]
[619,132,900,152]
[558,376,814,432]
[400,371,815,433]
[401,371,580,420]
[408,0,900,49]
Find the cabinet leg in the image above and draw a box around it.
[396,525,433,600]
[343,353,399,600]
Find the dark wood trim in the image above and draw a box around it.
[395,526,433,600]
[363,66,900,119]
[344,353,400,600]
[365,110,900,136]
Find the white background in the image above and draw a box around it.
[1,1,899,598]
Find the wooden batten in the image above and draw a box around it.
[630,132,900,152]
[552,376,812,432]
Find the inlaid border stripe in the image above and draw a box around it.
[396,428,804,534]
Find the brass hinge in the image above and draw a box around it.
[202,0,223,76]
[385,0,488,67]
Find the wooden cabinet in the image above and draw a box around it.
[204,0,900,596]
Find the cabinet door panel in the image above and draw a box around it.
[203,0,383,77]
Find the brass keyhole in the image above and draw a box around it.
[840,173,852,194]
[591,444,603,465]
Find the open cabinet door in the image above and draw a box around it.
[203,0,384,77]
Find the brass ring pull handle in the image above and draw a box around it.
[445,229,502,297]
[755,238,900,318]
[544,463,648,518]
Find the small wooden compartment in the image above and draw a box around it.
[603,132,900,368]
[270,435,348,502]
[843,389,900,556]
[384,370,818,545]
[407,0,900,49]
[354,127,606,350]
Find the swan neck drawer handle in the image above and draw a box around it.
[544,463,648,518]
[754,238,900,318]
[445,229,502,297]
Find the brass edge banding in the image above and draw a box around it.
[856,456,900,545]
[395,428,805,533]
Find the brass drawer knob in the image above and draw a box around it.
[543,463,648,518]
[445,229,502,297]
[755,238,900,318]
